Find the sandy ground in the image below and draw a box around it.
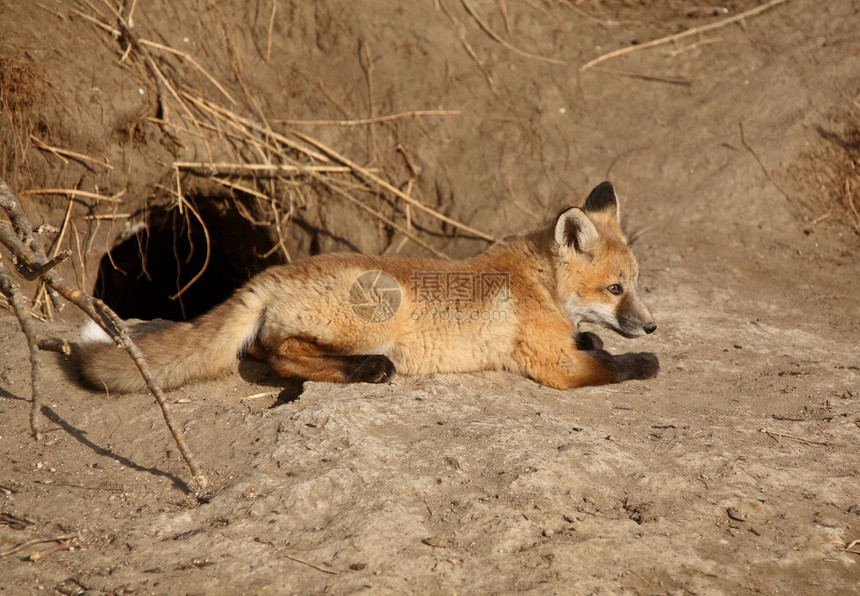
[1,0,859,594]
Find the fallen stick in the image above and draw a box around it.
[591,67,693,87]
[284,553,340,575]
[28,541,73,561]
[0,532,79,558]
[0,262,49,439]
[277,109,460,127]
[580,0,792,71]
[173,161,373,175]
[0,179,208,491]
[759,428,829,447]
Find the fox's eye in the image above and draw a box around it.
[607,284,623,296]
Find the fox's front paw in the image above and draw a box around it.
[575,331,604,351]
[614,352,660,381]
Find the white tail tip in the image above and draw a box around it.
[79,319,113,344]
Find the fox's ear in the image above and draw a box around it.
[554,207,599,255]
[583,181,620,221]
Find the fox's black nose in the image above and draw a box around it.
[644,322,657,334]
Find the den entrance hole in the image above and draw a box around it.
[93,201,271,322]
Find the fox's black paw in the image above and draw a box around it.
[614,352,660,381]
[343,355,396,383]
[575,331,604,351]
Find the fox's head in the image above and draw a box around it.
[551,181,656,339]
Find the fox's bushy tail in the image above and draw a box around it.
[77,288,265,393]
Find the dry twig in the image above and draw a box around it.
[293,131,497,242]
[739,120,792,201]
[83,213,132,221]
[29,135,113,170]
[308,168,450,259]
[94,0,207,148]
[28,540,73,561]
[438,0,499,93]
[180,90,330,163]
[0,179,207,491]
[138,38,237,106]
[669,37,724,57]
[591,67,692,86]
[73,1,486,280]
[284,553,340,575]
[211,178,272,202]
[0,532,79,558]
[168,199,210,301]
[2,184,64,312]
[266,0,277,63]
[22,188,125,203]
[759,428,829,447]
[0,261,50,439]
[278,109,460,127]
[580,0,793,71]
[173,161,366,175]
[460,0,566,65]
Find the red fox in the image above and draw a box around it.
[77,181,658,393]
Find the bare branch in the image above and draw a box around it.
[0,178,207,491]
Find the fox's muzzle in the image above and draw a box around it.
[616,292,656,337]
[616,316,656,338]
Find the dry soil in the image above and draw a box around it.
[1,1,859,594]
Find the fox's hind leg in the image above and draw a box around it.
[245,341,270,362]
[267,336,395,383]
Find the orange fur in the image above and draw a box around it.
[77,182,658,393]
